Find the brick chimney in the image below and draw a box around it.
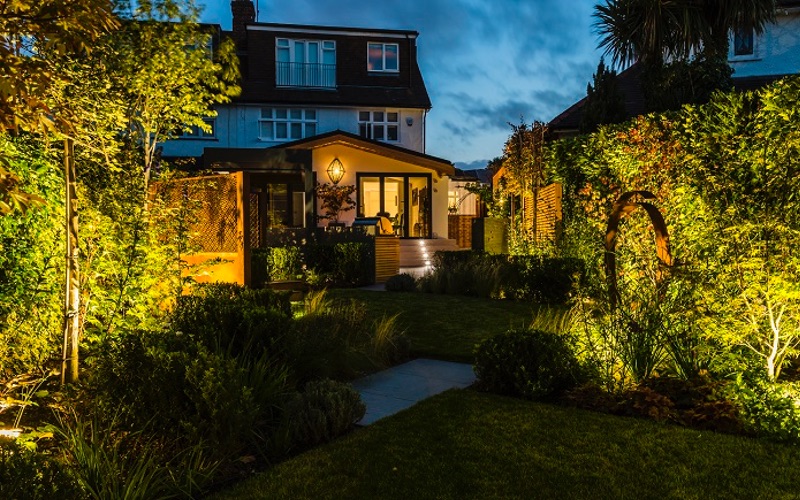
[231,0,255,45]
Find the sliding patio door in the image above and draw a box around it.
[357,173,430,238]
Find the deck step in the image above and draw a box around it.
[398,238,465,267]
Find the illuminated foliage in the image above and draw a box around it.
[549,75,800,383]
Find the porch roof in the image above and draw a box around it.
[273,130,455,177]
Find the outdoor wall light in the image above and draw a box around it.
[327,157,345,184]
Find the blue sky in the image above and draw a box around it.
[199,0,604,169]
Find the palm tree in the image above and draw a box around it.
[594,0,777,67]
[593,0,777,110]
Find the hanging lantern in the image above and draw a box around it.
[326,157,345,185]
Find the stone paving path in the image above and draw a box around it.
[352,358,476,425]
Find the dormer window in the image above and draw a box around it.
[276,38,336,88]
[368,43,399,72]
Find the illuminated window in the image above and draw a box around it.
[180,118,215,139]
[259,108,317,141]
[368,42,399,72]
[359,110,399,142]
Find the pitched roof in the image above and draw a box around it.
[549,63,646,133]
[274,130,455,176]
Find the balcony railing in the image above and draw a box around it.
[276,62,336,89]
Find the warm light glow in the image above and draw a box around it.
[327,158,345,185]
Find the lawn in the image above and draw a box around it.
[216,389,800,499]
[328,289,538,362]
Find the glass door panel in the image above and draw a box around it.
[359,177,381,218]
[409,176,430,237]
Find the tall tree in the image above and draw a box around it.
[0,0,119,383]
[110,0,240,192]
[580,58,627,134]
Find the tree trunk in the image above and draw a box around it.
[62,138,80,384]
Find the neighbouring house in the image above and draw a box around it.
[158,0,458,284]
[161,0,454,240]
[549,1,800,139]
[446,168,485,248]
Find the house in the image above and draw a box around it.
[160,0,454,242]
[549,1,800,138]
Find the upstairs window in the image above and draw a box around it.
[276,38,336,88]
[180,118,215,139]
[367,43,399,72]
[359,111,399,142]
[259,108,317,141]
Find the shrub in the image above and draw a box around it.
[303,240,375,287]
[419,251,584,303]
[729,377,800,443]
[285,379,366,448]
[0,441,81,499]
[474,328,587,400]
[385,273,417,292]
[170,283,292,356]
[88,328,291,459]
[505,256,585,304]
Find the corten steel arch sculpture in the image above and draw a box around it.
[604,191,674,309]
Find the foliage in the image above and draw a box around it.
[251,246,305,285]
[593,0,773,111]
[107,0,240,190]
[473,328,588,400]
[288,295,374,381]
[0,0,117,133]
[594,0,775,66]
[498,120,548,198]
[169,283,292,356]
[0,441,81,499]
[419,251,583,304]
[729,376,800,443]
[88,326,291,460]
[316,183,357,223]
[370,314,409,366]
[384,273,418,292]
[284,379,366,448]
[580,58,627,134]
[0,137,63,378]
[58,417,177,500]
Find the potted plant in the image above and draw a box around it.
[316,182,356,227]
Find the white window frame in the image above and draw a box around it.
[276,38,336,87]
[729,27,760,61]
[367,42,399,73]
[259,108,318,141]
[358,110,400,142]
[180,118,216,139]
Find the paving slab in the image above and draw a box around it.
[352,358,475,425]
